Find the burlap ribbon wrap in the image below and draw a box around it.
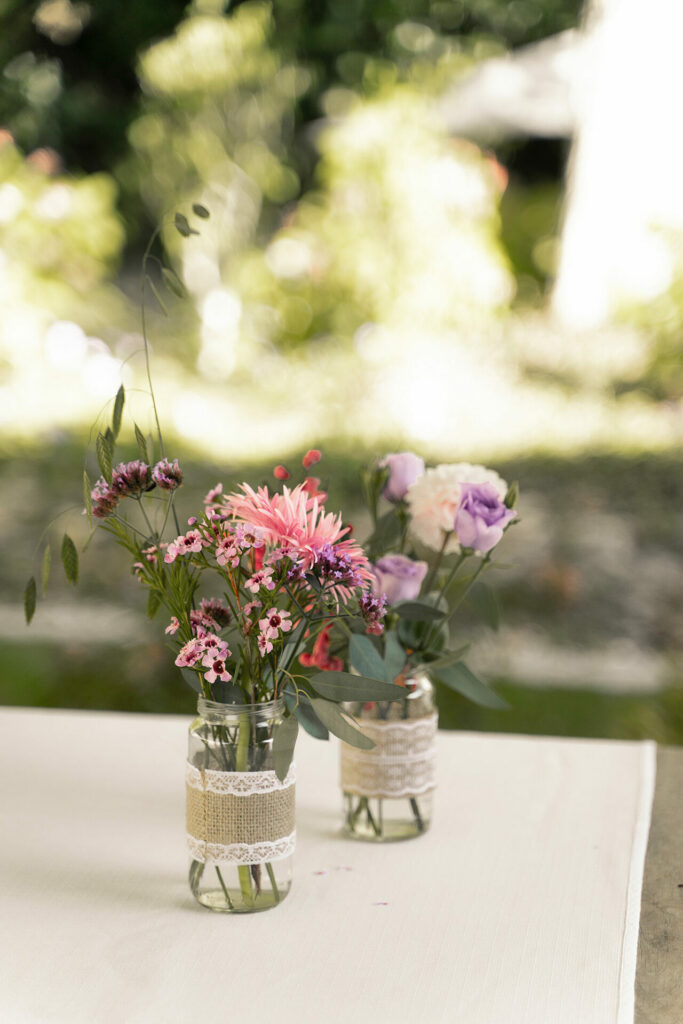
[186,762,296,864]
[341,713,438,799]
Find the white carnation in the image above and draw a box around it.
[406,463,508,553]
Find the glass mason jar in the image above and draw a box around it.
[186,697,294,912]
[341,673,437,841]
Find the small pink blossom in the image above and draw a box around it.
[202,656,232,684]
[245,568,275,593]
[201,633,229,657]
[216,537,240,568]
[165,616,180,635]
[243,600,262,619]
[142,545,158,564]
[203,483,223,505]
[303,449,321,470]
[259,608,292,641]
[164,529,205,563]
[234,525,263,549]
[175,638,204,668]
[257,633,273,657]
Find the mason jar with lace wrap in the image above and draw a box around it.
[341,672,437,841]
[186,697,295,912]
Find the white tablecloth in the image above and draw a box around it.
[0,708,655,1024]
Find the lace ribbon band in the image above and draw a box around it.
[186,763,296,864]
[340,714,438,798]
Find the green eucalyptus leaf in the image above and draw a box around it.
[272,714,299,781]
[393,600,445,621]
[421,644,470,673]
[349,634,388,682]
[436,662,508,709]
[311,671,404,702]
[309,698,375,749]
[61,533,78,585]
[96,432,112,483]
[284,689,329,740]
[212,680,243,703]
[134,423,148,463]
[192,203,210,219]
[180,667,203,694]
[41,544,51,597]
[383,630,407,681]
[112,385,125,438]
[24,577,36,624]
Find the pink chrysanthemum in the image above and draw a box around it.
[224,483,372,585]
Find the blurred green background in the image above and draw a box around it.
[1,0,681,741]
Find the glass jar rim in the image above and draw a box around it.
[197,695,286,722]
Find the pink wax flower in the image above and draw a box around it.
[175,638,204,668]
[372,554,428,605]
[165,616,180,635]
[245,568,275,593]
[380,452,425,502]
[201,655,232,684]
[216,537,240,568]
[454,482,517,555]
[259,608,292,641]
[203,483,223,506]
[243,600,262,620]
[257,633,273,657]
[164,530,205,563]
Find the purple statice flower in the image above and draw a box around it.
[152,457,183,491]
[380,452,425,502]
[454,482,516,555]
[112,460,152,498]
[372,554,428,605]
[91,479,119,519]
[314,544,365,589]
[360,590,387,635]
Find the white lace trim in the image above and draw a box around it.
[187,830,296,865]
[341,713,437,798]
[186,762,296,795]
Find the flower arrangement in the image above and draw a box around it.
[351,451,519,698]
[336,451,519,839]
[26,411,409,780]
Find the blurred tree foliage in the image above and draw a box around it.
[1,0,581,205]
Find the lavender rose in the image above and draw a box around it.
[372,554,428,605]
[380,452,425,501]
[454,482,516,555]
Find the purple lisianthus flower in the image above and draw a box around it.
[380,452,425,502]
[372,554,429,605]
[454,482,516,555]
